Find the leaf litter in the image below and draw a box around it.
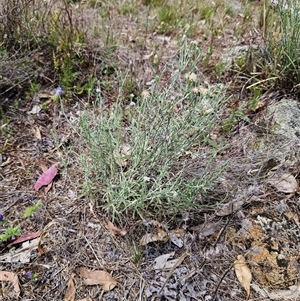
[234,255,252,300]
[103,216,127,236]
[64,274,76,301]
[34,162,59,191]
[77,267,118,292]
[1,1,297,300]
[0,271,20,297]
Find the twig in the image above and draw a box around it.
[158,250,189,295]
[212,262,234,301]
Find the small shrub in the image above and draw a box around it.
[77,41,227,220]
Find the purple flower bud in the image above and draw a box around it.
[25,271,32,278]
[29,195,35,202]
[0,214,3,221]
[55,87,64,97]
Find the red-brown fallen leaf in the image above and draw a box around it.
[103,216,127,236]
[0,271,20,297]
[77,267,118,292]
[7,231,41,248]
[64,275,75,301]
[34,162,59,191]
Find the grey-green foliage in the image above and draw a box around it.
[78,40,226,219]
[266,0,300,89]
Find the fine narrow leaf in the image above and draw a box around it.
[103,216,127,236]
[0,271,20,297]
[34,163,59,191]
[234,255,252,300]
[77,267,117,292]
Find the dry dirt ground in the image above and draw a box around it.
[1,1,300,300]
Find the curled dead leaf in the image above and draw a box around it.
[252,283,300,300]
[34,127,42,140]
[234,255,252,300]
[77,267,117,292]
[0,271,20,297]
[140,228,169,245]
[267,172,298,193]
[103,216,127,236]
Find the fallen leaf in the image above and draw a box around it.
[251,283,300,300]
[267,172,298,193]
[113,144,131,167]
[103,216,127,236]
[169,232,183,248]
[38,159,48,172]
[140,228,169,245]
[34,127,42,140]
[0,238,40,263]
[190,222,220,240]
[37,242,45,255]
[154,251,188,271]
[77,267,117,292]
[171,228,185,237]
[0,271,20,297]
[153,252,175,270]
[216,199,245,216]
[64,275,75,301]
[234,255,252,300]
[45,181,53,194]
[34,162,59,191]
[28,104,41,114]
[7,231,41,248]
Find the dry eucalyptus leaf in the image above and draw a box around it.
[28,104,41,114]
[34,162,59,191]
[77,267,117,292]
[234,255,252,300]
[0,238,40,263]
[169,232,183,248]
[197,222,220,240]
[64,275,75,301]
[251,283,300,300]
[267,173,298,193]
[154,252,175,270]
[0,271,20,297]
[34,127,42,140]
[140,228,169,245]
[216,199,245,216]
[103,216,127,236]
